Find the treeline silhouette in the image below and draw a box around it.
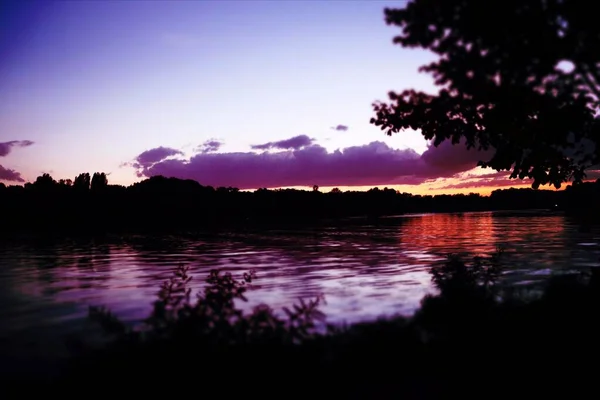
[1,172,599,234]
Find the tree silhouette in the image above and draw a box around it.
[371,0,600,189]
[73,173,91,192]
[91,172,108,191]
[1,171,597,234]
[33,173,56,191]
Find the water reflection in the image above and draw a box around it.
[400,212,497,255]
[0,211,599,351]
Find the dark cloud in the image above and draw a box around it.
[434,176,523,190]
[462,170,509,179]
[196,139,222,154]
[251,135,314,151]
[0,140,33,183]
[131,136,492,189]
[585,169,600,181]
[134,146,183,167]
[126,146,184,177]
[0,164,24,182]
[0,140,34,157]
[331,125,348,131]
[436,168,600,190]
[420,140,494,177]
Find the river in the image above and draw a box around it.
[1,210,599,371]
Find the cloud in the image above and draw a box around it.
[584,169,600,181]
[131,136,493,189]
[331,125,348,131]
[435,167,600,191]
[461,170,508,179]
[134,146,183,167]
[0,164,24,182]
[124,146,184,177]
[251,135,314,151]
[0,140,34,157]
[434,176,523,190]
[420,140,494,177]
[196,139,222,154]
[0,140,33,183]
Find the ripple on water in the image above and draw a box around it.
[0,211,599,347]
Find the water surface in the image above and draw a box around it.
[1,210,599,360]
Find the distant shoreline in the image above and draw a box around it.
[1,175,597,236]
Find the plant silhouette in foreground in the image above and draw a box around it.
[430,250,503,297]
[88,266,325,349]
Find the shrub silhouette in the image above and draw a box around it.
[88,266,325,348]
[430,250,503,297]
[59,266,327,394]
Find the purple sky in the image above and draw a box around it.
[0,0,536,193]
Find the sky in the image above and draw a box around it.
[0,0,536,194]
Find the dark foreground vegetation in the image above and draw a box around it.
[1,173,599,234]
[7,252,597,398]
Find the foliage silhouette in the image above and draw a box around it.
[90,172,108,192]
[73,172,91,192]
[85,266,325,346]
[371,0,600,189]
[32,173,56,191]
[429,250,503,297]
[56,266,328,395]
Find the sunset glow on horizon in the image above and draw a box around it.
[258,176,539,197]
